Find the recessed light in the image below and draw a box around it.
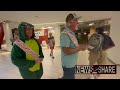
[79,21,84,23]
[89,23,95,26]
[3,21,6,23]
[35,16,39,18]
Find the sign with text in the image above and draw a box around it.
[75,65,116,74]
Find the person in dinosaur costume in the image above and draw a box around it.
[11,22,44,79]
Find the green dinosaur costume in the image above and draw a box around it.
[11,22,44,79]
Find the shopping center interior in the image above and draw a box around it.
[0,11,120,79]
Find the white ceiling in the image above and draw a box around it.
[0,11,112,24]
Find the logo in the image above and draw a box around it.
[75,65,116,74]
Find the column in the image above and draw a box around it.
[54,24,60,47]
[3,22,12,51]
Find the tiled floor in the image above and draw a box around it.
[0,47,120,79]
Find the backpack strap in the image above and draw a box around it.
[98,34,104,50]
[88,34,104,52]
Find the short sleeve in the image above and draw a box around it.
[60,33,70,48]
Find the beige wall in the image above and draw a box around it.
[107,11,120,64]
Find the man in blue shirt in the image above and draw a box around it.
[60,13,88,79]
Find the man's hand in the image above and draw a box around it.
[62,44,88,55]
[79,44,88,51]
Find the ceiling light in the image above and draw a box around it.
[79,21,84,23]
[41,27,47,29]
[89,23,95,26]
[35,16,39,18]
[47,27,53,29]
[3,21,6,23]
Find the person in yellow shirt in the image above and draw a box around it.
[11,22,44,79]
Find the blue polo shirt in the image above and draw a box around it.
[60,27,79,68]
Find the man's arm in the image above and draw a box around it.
[60,33,88,55]
[62,47,81,55]
[62,45,88,55]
